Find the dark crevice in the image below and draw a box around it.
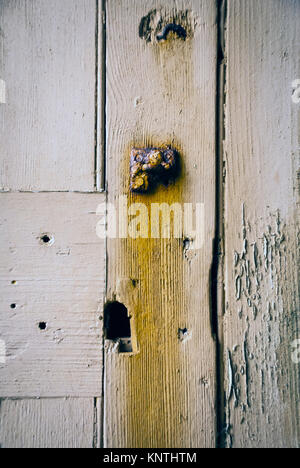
[100,0,107,191]
[93,397,98,449]
[93,2,99,449]
[94,0,99,191]
[211,0,227,449]
[97,0,106,451]
[94,0,106,192]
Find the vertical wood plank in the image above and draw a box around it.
[0,398,95,448]
[105,0,217,448]
[0,0,97,191]
[223,0,300,448]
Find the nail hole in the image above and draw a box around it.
[104,301,132,353]
[39,322,47,330]
[183,238,190,249]
[178,328,191,342]
[40,233,54,245]
[10,303,16,309]
[11,281,17,285]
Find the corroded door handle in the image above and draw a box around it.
[130,147,179,193]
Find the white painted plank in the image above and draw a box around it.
[223,0,300,448]
[105,0,217,448]
[0,193,105,397]
[0,0,97,191]
[0,398,95,448]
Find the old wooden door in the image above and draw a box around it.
[0,0,299,448]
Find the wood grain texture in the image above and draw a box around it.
[0,193,105,397]
[0,398,95,448]
[105,0,217,448]
[223,0,300,448]
[0,0,97,191]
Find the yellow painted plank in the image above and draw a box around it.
[105,0,217,448]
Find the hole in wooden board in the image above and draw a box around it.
[39,322,47,330]
[178,327,191,342]
[40,233,54,245]
[10,303,16,309]
[104,301,133,353]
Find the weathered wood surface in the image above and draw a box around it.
[105,0,217,448]
[223,0,300,448]
[0,0,97,191]
[0,0,299,450]
[0,193,105,397]
[0,398,95,448]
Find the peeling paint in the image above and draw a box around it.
[225,204,298,447]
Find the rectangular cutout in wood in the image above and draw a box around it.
[104,301,134,354]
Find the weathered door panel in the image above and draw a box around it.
[0,0,299,449]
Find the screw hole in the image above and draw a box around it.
[11,280,17,285]
[10,303,16,309]
[39,322,47,330]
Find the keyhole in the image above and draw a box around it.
[104,301,132,353]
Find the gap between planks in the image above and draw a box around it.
[95,0,107,192]
[211,0,228,449]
